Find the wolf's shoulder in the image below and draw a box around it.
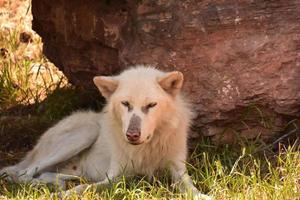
[69,110,101,118]
[56,110,102,127]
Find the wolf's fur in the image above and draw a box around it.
[0,66,211,199]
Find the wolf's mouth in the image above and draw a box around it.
[128,141,144,145]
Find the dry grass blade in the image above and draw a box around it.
[0,0,68,109]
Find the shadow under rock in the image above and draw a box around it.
[0,86,105,167]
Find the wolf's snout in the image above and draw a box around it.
[126,114,141,143]
[126,131,141,142]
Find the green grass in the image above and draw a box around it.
[191,142,300,200]
[0,141,299,200]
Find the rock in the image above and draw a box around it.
[31,0,300,143]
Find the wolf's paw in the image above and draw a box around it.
[0,167,18,182]
[61,184,89,199]
[50,192,62,200]
[193,192,213,200]
[50,192,63,200]
[17,171,33,183]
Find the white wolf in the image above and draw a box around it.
[0,66,211,199]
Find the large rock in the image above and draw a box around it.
[31,0,300,142]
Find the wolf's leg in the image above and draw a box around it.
[16,126,99,183]
[0,166,19,182]
[62,176,112,197]
[63,160,120,197]
[170,161,212,200]
[30,172,82,190]
[0,150,36,181]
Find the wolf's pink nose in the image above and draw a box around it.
[126,131,140,142]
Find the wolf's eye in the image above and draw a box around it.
[121,101,130,107]
[146,102,157,109]
[142,102,157,113]
[121,101,133,111]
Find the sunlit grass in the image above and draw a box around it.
[0,0,68,110]
[191,141,300,200]
[0,29,68,109]
[0,141,299,200]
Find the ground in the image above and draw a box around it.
[0,1,299,199]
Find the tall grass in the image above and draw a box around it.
[0,28,68,110]
[0,0,68,111]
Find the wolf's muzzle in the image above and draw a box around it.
[126,114,141,143]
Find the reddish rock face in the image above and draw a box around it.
[31,0,300,142]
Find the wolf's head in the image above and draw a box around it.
[93,66,184,145]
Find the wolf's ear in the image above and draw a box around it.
[93,76,119,99]
[158,71,184,96]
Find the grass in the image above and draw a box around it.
[0,22,68,110]
[0,141,299,200]
[0,0,299,199]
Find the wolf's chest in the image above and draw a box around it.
[121,142,171,176]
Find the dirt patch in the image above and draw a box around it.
[0,86,104,167]
[0,115,52,167]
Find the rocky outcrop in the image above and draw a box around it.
[31,0,300,142]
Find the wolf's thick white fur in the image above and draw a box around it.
[0,66,211,199]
